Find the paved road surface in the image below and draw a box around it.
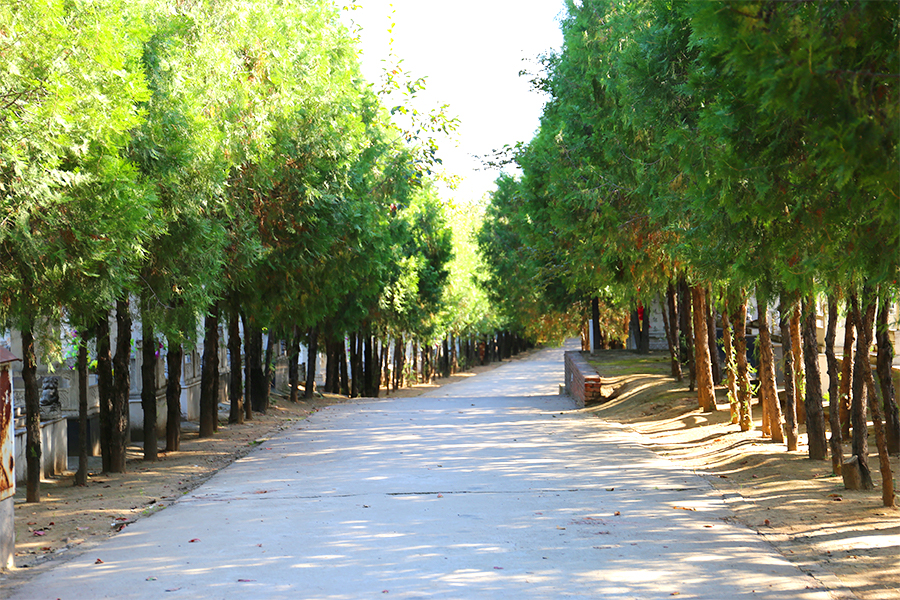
[6,342,850,599]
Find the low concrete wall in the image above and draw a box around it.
[14,416,67,483]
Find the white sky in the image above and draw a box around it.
[344,1,566,203]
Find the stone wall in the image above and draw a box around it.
[564,351,606,407]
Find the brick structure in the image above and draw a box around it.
[564,351,607,407]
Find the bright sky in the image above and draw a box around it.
[345,1,566,203]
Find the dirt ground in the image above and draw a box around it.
[584,350,899,600]
[3,348,898,600]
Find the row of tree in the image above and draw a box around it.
[0,0,505,503]
[477,0,898,506]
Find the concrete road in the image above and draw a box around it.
[6,343,850,599]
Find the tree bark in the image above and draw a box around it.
[692,285,716,412]
[861,340,896,507]
[140,311,158,461]
[240,312,253,421]
[850,293,876,490]
[839,308,855,439]
[305,327,318,400]
[780,299,799,451]
[228,308,243,424]
[722,306,739,425]
[248,325,266,412]
[666,285,682,380]
[165,340,183,451]
[678,278,695,391]
[111,298,131,473]
[22,325,41,502]
[591,297,602,351]
[802,295,828,460]
[75,335,89,486]
[707,290,721,385]
[876,296,900,455]
[825,295,842,475]
[96,312,113,472]
[757,299,783,443]
[339,337,349,396]
[288,326,300,404]
[790,301,806,427]
[199,304,219,438]
[263,331,274,397]
[733,299,752,432]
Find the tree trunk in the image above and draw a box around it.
[757,299,783,443]
[825,295,842,475]
[666,285,682,380]
[248,326,266,412]
[591,297,602,351]
[707,290,721,385]
[111,298,131,473]
[780,298,799,451]
[228,308,243,424]
[96,312,113,473]
[349,332,360,398]
[790,301,806,427]
[876,296,900,455]
[802,295,828,460]
[722,307,739,425]
[263,331,274,397]
[339,338,349,397]
[199,304,219,438]
[288,326,301,404]
[442,337,451,378]
[692,286,716,412]
[839,308,855,439]
[640,305,651,355]
[411,340,419,383]
[733,299,752,432]
[140,311,158,461]
[240,312,253,421]
[450,333,458,374]
[678,279,695,391]
[75,335,89,486]
[22,324,41,502]
[382,338,391,391]
[861,338,896,507]
[165,340,182,451]
[305,327,318,400]
[850,293,876,490]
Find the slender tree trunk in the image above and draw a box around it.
[850,294,876,489]
[263,332,274,397]
[411,340,419,383]
[141,311,158,461]
[165,340,183,451]
[802,295,828,460]
[288,326,300,404]
[861,340,896,507]
[240,312,253,421]
[96,312,112,473]
[758,299,783,443]
[22,324,41,502]
[382,338,391,391]
[666,285,682,380]
[733,299,752,431]
[450,333,458,374]
[780,299,799,451]
[707,290,721,385]
[591,297,602,351]
[442,337,451,378]
[349,332,360,398]
[678,279,695,391]
[248,326,265,412]
[228,308,243,424]
[722,307,739,425]
[75,335,89,486]
[339,338,349,397]
[305,327,318,400]
[111,298,131,473]
[825,295,842,475]
[876,296,900,455]
[790,301,806,427]
[199,304,219,438]
[839,309,855,439]
[692,286,716,412]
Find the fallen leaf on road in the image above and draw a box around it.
[188,538,200,543]
[237,579,255,582]
[672,506,696,511]
[614,511,621,516]
[95,558,104,564]
[493,566,503,569]
[33,531,46,536]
